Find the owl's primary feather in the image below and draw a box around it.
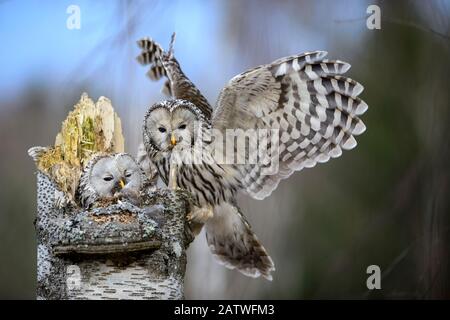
[140,35,368,281]
[213,51,367,199]
[137,33,213,120]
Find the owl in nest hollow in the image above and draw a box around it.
[77,153,147,209]
[137,34,368,280]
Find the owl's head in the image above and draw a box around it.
[78,153,145,208]
[143,99,206,154]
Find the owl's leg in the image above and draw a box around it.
[171,187,209,231]
[187,205,214,224]
[170,176,213,228]
[186,205,214,236]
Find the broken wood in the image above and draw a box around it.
[30,93,193,300]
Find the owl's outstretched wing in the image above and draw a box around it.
[137,33,213,120]
[212,51,368,200]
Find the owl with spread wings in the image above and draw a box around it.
[137,34,368,280]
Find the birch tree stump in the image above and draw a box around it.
[36,172,193,300]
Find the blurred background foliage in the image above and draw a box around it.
[0,0,449,299]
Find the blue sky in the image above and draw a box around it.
[0,0,371,105]
[0,1,224,97]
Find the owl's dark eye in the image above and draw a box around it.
[158,127,166,133]
[103,176,114,181]
[178,124,187,130]
[125,172,132,178]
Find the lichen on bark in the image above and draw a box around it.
[30,93,192,300]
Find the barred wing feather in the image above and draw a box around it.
[212,51,368,200]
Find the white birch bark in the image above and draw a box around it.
[36,172,192,300]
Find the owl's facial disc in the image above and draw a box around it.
[114,154,142,193]
[146,105,197,152]
[170,106,196,150]
[90,157,120,197]
[89,155,142,198]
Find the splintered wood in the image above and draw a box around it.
[33,93,124,201]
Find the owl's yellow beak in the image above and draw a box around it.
[170,133,177,146]
[119,179,125,189]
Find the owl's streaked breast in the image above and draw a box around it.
[154,151,241,206]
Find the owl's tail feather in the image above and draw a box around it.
[205,202,275,281]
